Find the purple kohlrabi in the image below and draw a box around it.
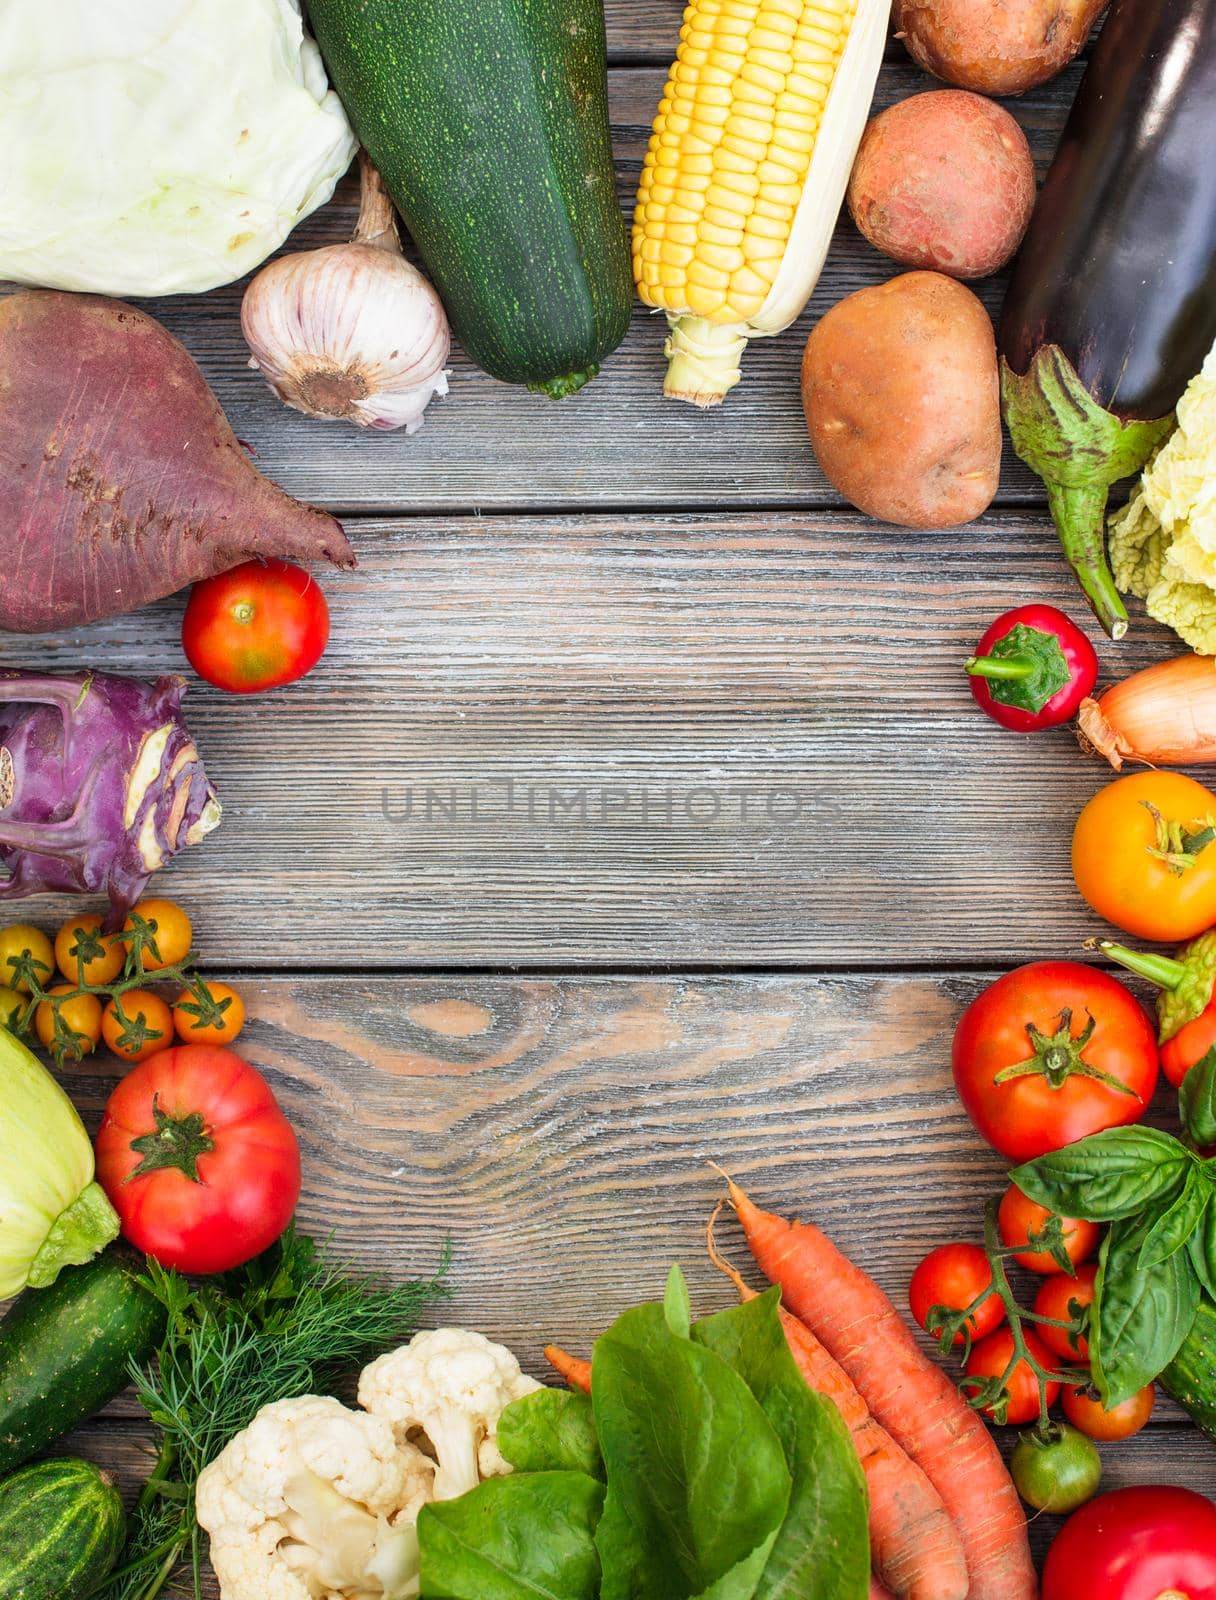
[0,671,220,918]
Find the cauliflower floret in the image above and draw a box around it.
[358,1328,542,1501]
[196,1394,434,1600]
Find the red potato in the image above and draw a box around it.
[848,92,1036,279]
[801,272,1002,528]
[0,292,355,634]
[893,0,1110,96]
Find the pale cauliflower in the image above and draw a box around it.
[196,1394,434,1600]
[358,1327,542,1501]
[1110,343,1216,652]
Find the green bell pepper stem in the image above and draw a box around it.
[965,655,1035,682]
[1098,940,1188,992]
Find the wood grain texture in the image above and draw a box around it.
[6,510,1177,968]
[115,63,1083,515]
[50,969,1213,1596]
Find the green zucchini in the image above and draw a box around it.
[0,1248,164,1475]
[1162,1292,1216,1441]
[0,1457,125,1600]
[305,0,632,396]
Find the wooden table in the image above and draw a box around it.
[11,2,1214,1581]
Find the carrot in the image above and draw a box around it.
[871,1582,898,1600]
[723,1174,1036,1600]
[707,1207,968,1600]
[544,1343,592,1394]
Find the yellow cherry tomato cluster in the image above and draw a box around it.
[0,898,245,1066]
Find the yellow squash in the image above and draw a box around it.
[633,0,891,405]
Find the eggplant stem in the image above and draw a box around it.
[1044,482,1129,640]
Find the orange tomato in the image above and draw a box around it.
[35,986,102,1058]
[1034,1265,1098,1362]
[998,1183,1101,1275]
[102,991,175,1064]
[173,981,246,1045]
[1063,1383,1155,1441]
[965,1326,1061,1425]
[123,899,192,972]
[1073,772,1216,942]
[0,924,54,994]
[55,913,125,985]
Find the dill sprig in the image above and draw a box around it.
[95,1228,449,1600]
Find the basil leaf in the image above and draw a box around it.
[665,1263,693,1341]
[593,1302,791,1600]
[499,1389,604,1481]
[418,1471,604,1600]
[1092,1212,1201,1407]
[1189,1206,1216,1300]
[1011,1127,1192,1221]
[1138,1170,1212,1269]
[1181,1049,1216,1148]
[694,1290,869,1600]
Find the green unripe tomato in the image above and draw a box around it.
[0,985,28,1035]
[1011,1424,1102,1514]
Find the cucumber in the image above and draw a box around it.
[1162,1292,1216,1441]
[0,1457,125,1600]
[305,0,632,396]
[0,1248,164,1474]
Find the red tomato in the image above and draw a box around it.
[998,1183,1100,1274]
[909,1243,1005,1345]
[1163,995,1216,1089]
[964,1326,1060,1426]
[1043,1486,1216,1600]
[952,963,1158,1161]
[182,558,329,694]
[1034,1265,1097,1362]
[1063,1384,1155,1442]
[95,1044,301,1273]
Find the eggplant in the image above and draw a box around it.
[1000,0,1216,638]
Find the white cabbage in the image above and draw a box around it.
[0,0,356,296]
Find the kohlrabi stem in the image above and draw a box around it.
[965,655,1036,682]
[1098,940,1187,992]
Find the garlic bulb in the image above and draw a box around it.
[241,153,450,432]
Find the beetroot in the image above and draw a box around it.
[0,670,219,916]
[0,292,354,633]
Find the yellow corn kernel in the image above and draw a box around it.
[634,0,853,325]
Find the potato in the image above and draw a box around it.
[893,0,1109,96]
[801,273,1001,529]
[848,92,1035,279]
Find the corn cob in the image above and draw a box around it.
[634,0,890,406]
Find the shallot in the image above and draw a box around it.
[1079,654,1216,769]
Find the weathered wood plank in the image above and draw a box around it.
[53,972,1178,1341]
[48,969,1214,1594]
[129,63,1083,515]
[6,511,1176,968]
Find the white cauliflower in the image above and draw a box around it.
[196,1394,434,1600]
[358,1328,542,1501]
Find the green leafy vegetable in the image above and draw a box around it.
[1138,1170,1212,1269]
[499,1390,604,1481]
[97,1228,448,1600]
[593,1301,790,1600]
[418,1473,605,1600]
[1011,1126,1194,1220]
[1181,1049,1216,1148]
[693,1291,870,1600]
[1092,1212,1200,1407]
[419,1272,868,1600]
